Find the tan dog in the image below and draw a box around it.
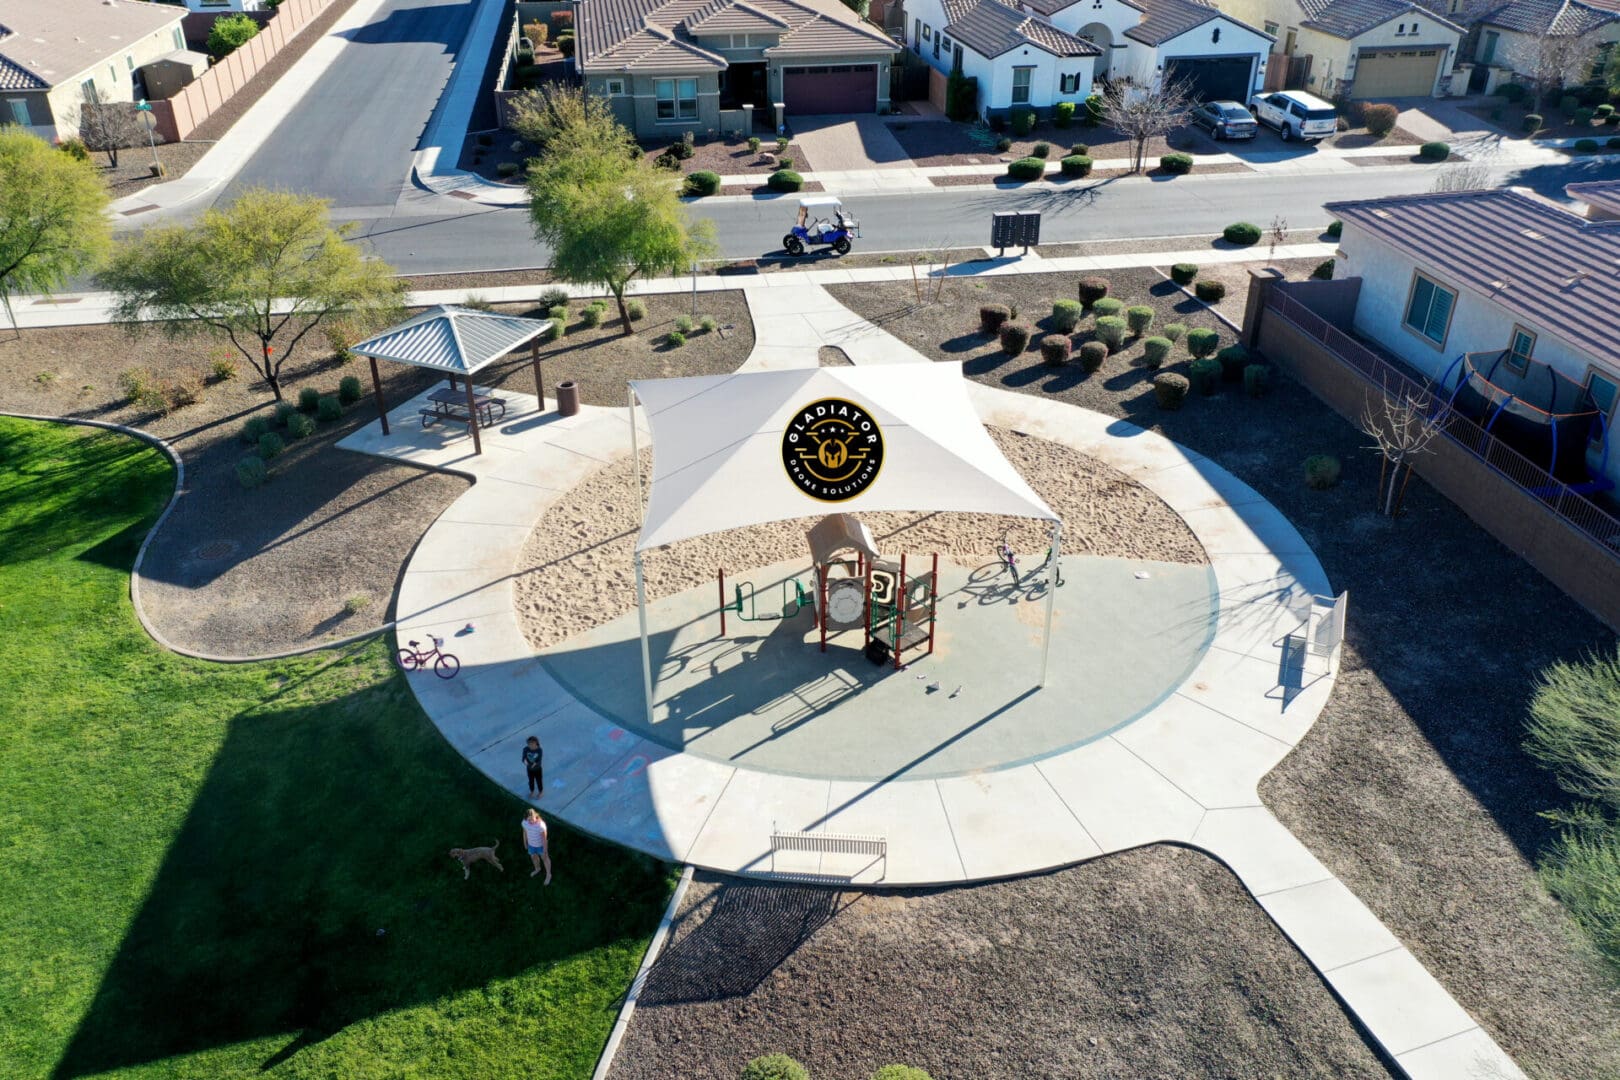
[448,839,504,880]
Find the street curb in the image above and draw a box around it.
[412,0,521,201]
[590,865,695,1080]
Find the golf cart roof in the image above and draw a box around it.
[799,195,844,208]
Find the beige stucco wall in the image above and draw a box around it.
[767,51,896,110]
[38,17,186,137]
[587,71,724,138]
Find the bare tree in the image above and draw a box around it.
[1430,157,1496,192]
[909,238,954,305]
[78,88,144,168]
[1361,387,1445,517]
[1102,77,1196,173]
[1267,214,1289,263]
[1502,32,1603,114]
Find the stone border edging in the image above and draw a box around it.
[590,864,695,1080]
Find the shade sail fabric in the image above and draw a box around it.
[349,305,552,375]
[631,365,1057,552]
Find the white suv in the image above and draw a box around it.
[1248,90,1338,142]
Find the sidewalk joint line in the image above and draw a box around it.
[1033,761,1105,853]
[1320,942,1406,974]
[934,779,970,879]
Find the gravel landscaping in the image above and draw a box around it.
[927,162,1254,187]
[831,265,1620,1077]
[611,848,1391,1079]
[886,117,1217,167]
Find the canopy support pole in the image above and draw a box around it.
[629,387,646,512]
[531,341,544,410]
[635,552,654,727]
[369,356,389,436]
[464,377,483,456]
[1039,520,1061,688]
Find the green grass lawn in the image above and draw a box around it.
[0,417,673,1080]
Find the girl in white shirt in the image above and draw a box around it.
[521,808,552,884]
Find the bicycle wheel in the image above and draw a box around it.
[434,652,461,679]
[397,648,420,671]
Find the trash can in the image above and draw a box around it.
[556,380,580,417]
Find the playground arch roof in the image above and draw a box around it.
[629,364,1057,553]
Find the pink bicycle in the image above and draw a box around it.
[397,634,460,679]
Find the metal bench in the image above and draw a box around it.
[770,825,887,881]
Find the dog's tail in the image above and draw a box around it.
[492,838,500,850]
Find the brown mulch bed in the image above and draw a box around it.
[886,117,1216,167]
[98,141,214,199]
[641,134,823,178]
[1461,102,1620,141]
[1160,256,1326,327]
[717,180,826,196]
[929,162,1254,187]
[830,264,1620,1079]
[1342,152,1469,167]
[610,849,1392,1079]
[1328,124,1424,149]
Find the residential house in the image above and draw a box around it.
[1325,182,1620,488]
[171,0,268,10]
[0,0,187,140]
[903,0,1273,118]
[578,0,902,137]
[1215,0,1464,97]
[1453,0,1619,93]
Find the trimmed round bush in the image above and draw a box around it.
[1326,220,1342,238]
[547,303,569,324]
[1560,94,1581,115]
[338,375,362,405]
[1054,102,1076,128]
[1094,315,1127,353]
[741,1054,810,1080]
[1078,340,1108,372]
[1223,222,1262,246]
[287,412,316,439]
[581,304,604,328]
[999,321,1031,355]
[1496,81,1528,103]
[1186,327,1219,358]
[1059,154,1093,177]
[496,162,520,178]
[995,136,1013,152]
[298,386,321,412]
[1142,336,1172,368]
[1573,107,1596,127]
[748,135,762,152]
[1362,102,1398,137]
[1051,299,1083,332]
[241,416,271,444]
[236,454,269,489]
[675,314,694,333]
[667,330,687,347]
[1162,322,1186,342]
[1170,263,1197,285]
[1609,136,1620,149]
[1244,362,1272,397]
[1189,357,1222,396]
[1039,333,1072,366]
[767,169,803,192]
[1076,276,1110,307]
[871,1068,934,1080]
[1216,343,1249,381]
[317,394,343,422]
[1126,305,1154,336]
[1153,372,1190,410]
[1194,279,1227,303]
[1418,141,1450,160]
[1575,138,1599,153]
[775,156,794,170]
[540,322,562,343]
[1304,454,1341,490]
[274,401,299,428]
[1006,157,1046,181]
[1032,141,1051,159]
[979,304,1012,334]
[1070,142,1090,156]
[1597,103,1615,118]
[700,314,717,332]
[1092,297,1124,319]
[1159,152,1193,174]
[684,170,721,196]
[257,432,285,460]
[628,298,646,320]
[1524,113,1544,133]
[1011,108,1035,136]
[1313,258,1335,280]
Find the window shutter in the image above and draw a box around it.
[1405,277,1433,330]
[1425,286,1452,342]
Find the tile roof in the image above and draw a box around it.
[1298,0,1463,37]
[580,0,896,70]
[1469,0,1619,32]
[1326,184,1620,366]
[683,0,791,33]
[944,0,1102,57]
[1125,0,1256,44]
[1566,180,1620,216]
[0,0,182,92]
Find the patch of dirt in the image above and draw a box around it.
[717,180,826,196]
[640,134,822,178]
[1162,257,1326,327]
[1329,125,1425,148]
[929,162,1254,187]
[886,117,1215,167]
[1461,102,1620,141]
[610,848,1393,1080]
[1343,152,1468,167]
[97,141,214,200]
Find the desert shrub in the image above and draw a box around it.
[338,375,362,405]
[1496,81,1528,102]
[654,149,682,170]
[208,13,260,57]
[996,137,1013,152]
[117,367,156,404]
[274,401,299,428]
[1054,101,1076,128]
[1194,279,1227,303]
[344,592,372,615]
[748,136,762,152]
[287,412,316,439]
[741,1055,810,1080]
[547,303,569,323]
[1419,141,1450,160]
[1560,94,1581,115]
[1313,259,1335,280]
[166,370,204,409]
[979,304,1011,334]
[945,70,978,121]
[1142,336,1172,368]
[1153,372,1189,409]
[776,156,794,170]
[241,416,271,444]
[1069,142,1089,156]
[1362,103,1398,136]
[1574,107,1596,127]
[538,286,570,307]
[1076,276,1109,307]
[1170,263,1197,285]
[1186,327,1219,358]
[57,137,90,162]
[1326,220,1342,238]
[1244,362,1272,397]
[1032,141,1051,158]
[1304,454,1341,489]
[1092,297,1123,319]
[1537,826,1620,965]
[1599,104,1616,119]
[1006,157,1046,180]
[581,304,603,328]
[1215,343,1249,380]
[1159,152,1193,174]
[627,298,646,320]
[1078,340,1107,372]
[541,322,562,343]
[685,171,721,196]
[768,169,803,192]
[667,330,687,347]
[316,395,342,422]
[1576,138,1599,153]
[496,162,520,178]
[1126,305,1154,336]
[1527,644,1620,812]
[1524,113,1544,133]
[1051,299,1083,332]
[776,136,790,153]
[1011,108,1035,135]
[871,1067,934,1080]
[999,321,1031,354]
[1189,357,1222,395]
[1039,334,1072,365]
[1083,93,1103,126]
[236,455,269,490]
[1162,322,1186,342]
[298,386,321,412]
[1059,154,1092,177]
[210,355,238,381]
[1094,315,1126,353]
[700,314,717,332]
[461,294,495,312]
[1223,221,1262,245]
[554,32,575,57]
[675,314,694,334]
[257,432,285,460]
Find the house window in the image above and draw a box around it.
[126,54,135,72]
[923,24,931,39]
[1012,66,1033,104]
[80,78,97,101]
[933,27,940,57]
[1264,20,1278,35]
[655,78,698,121]
[6,99,28,126]
[941,35,952,51]
[1061,72,1081,94]
[605,78,626,95]
[913,18,922,51]
[1211,26,1221,42]
[1505,325,1536,374]
[1403,272,1456,347]
[1587,369,1618,449]
[173,27,186,50]
[1481,30,1498,64]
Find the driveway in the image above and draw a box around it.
[791,114,913,171]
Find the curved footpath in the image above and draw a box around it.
[338,283,1522,1079]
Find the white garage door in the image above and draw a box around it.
[1352,48,1442,98]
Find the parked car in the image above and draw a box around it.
[1248,90,1338,142]
[1191,100,1258,140]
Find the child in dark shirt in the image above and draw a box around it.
[522,736,543,796]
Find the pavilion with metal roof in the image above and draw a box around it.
[350,305,554,456]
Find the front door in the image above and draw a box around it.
[1481,30,1498,65]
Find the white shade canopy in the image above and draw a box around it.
[630,365,1057,552]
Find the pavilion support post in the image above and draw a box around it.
[635,552,655,727]
[628,387,645,513]
[531,341,544,411]
[1039,521,1062,688]
[464,377,483,456]
[368,356,390,436]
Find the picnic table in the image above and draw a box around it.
[420,386,505,428]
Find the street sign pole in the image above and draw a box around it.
[136,100,159,171]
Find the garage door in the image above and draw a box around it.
[783,65,878,114]
[1164,55,1255,103]
[1351,48,1441,98]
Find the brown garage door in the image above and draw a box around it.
[783,65,878,114]
[1352,48,1442,98]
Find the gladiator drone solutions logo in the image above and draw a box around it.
[781,397,885,502]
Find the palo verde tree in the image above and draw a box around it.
[509,83,635,158]
[99,188,402,400]
[0,126,111,335]
[1102,77,1196,173]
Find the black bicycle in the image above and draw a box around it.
[397,634,460,679]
